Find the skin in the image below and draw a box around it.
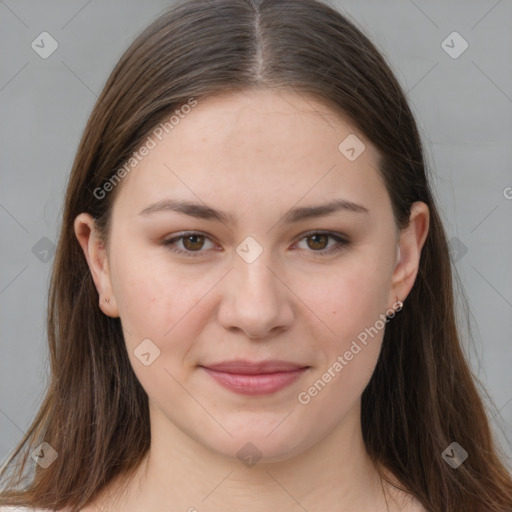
[75,88,429,511]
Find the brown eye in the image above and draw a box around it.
[306,233,329,251]
[294,231,349,256]
[163,232,216,257]
[163,231,348,258]
[182,234,205,251]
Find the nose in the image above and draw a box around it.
[217,250,294,340]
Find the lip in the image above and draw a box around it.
[200,360,310,396]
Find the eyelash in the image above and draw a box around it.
[161,230,349,258]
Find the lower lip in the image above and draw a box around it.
[201,367,308,395]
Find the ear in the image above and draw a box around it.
[74,213,119,318]
[389,201,430,306]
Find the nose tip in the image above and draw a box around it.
[218,258,294,341]
[243,325,286,340]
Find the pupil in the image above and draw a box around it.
[181,234,328,252]
[310,234,327,250]
[185,235,203,250]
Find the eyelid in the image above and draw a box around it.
[162,230,349,257]
[291,230,349,255]
[162,231,218,257]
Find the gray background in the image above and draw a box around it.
[1,0,511,469]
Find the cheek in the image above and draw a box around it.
[296,267,387,417]
[300,255,390,338]
[297,332,382,425]
[295,256,389,397]
[111,252,217,362]
[111,264,211,403]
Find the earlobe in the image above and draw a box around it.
[390,201,430,306]
[73,213,119,318]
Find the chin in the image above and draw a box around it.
[200,425,314,466]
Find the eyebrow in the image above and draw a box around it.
[138,197,369,225]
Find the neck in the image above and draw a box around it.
[93,400,397,511]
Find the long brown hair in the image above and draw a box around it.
[1,0,511,510]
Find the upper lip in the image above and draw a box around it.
[200,360,309,374]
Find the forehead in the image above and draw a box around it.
[112,88,388,222]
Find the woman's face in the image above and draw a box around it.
[79,88,427,463]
